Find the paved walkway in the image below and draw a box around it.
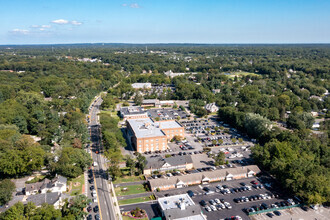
[114,180,146,187]
[117,192,153,201]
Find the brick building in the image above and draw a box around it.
[126,118,184,153]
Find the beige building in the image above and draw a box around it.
[126,118,184,153]
[148,165,261,191]
[144,155,193,175]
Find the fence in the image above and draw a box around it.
[248,204,302,215]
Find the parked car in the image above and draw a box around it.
[187,190,195,197]
[205,206,212,212]
[200,200,207,206]
[273,211,281,216]
[266,212,274,218]
[94,205,99,213]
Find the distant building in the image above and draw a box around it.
[204,102,219,113]
[144,155,193,175]
[120,106,148,121]
[164,70,186,78]
[126,118,184,153]
[131,83,152,89]
[141,99,161,108]
[25,175,67,196]
[158,194,206,220]
[149,165,261,191]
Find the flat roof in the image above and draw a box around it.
[157,120,182,129]
[120,107,147,116]
[127,118,166,138]
[158,194,195,210]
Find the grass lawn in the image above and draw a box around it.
[115,184,147,196]
[119,196,152,205]
[68,175,85,196]
[100,110,120,121]
[113,175,144,184]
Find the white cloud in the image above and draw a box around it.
[122,3,141,8]
[10,29,30,35]
[130,3,140,8]
[70,20,82,26]
[51,19,69,24]
[31,24,51,28]
[51,19,83,26]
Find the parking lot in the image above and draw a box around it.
[251,206,329,220]
[153,175,300,220]
[148,108,188,120]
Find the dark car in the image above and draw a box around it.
[200,200,207,206]
[89,179,94,184]
[203,187,210,192]
[87,214,93,220]
[95,214,100,220]
[87,206,92,212]
[164,193,171,197]
[240,182,246,186]
[262,203,269,209]
[90,185,95,190]
[273,211,281,216]
[94,205,99,213]
[301,206,309,211]
[266,213,274,218]
[233,198,240,203]
[187,190,195,197]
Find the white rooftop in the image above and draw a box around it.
[132,83,152,89]
[127,118,166,138]
[158,194,195,210]
[157,120,182,129]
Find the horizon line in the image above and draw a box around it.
[1,42,330,46]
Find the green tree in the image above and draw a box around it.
[136,153,147,174]
[125,155,136,176]
[213,152,225,166]
[0,179,15,206]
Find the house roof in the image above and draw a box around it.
[149,165,261,189]
[26,192,61,206]
[145,155,193,170]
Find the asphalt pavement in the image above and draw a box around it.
[88,97,117,220]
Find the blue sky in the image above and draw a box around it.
[1,0,330,44]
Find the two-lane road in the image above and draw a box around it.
[89,97,116,220]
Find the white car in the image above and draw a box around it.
[93,197,98,203]
[214,198,221,204]
[205,206,212,212]
[224,202,232,209]
[93,162,98,166]
[210,205,217,211]
[218,203,225,209]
